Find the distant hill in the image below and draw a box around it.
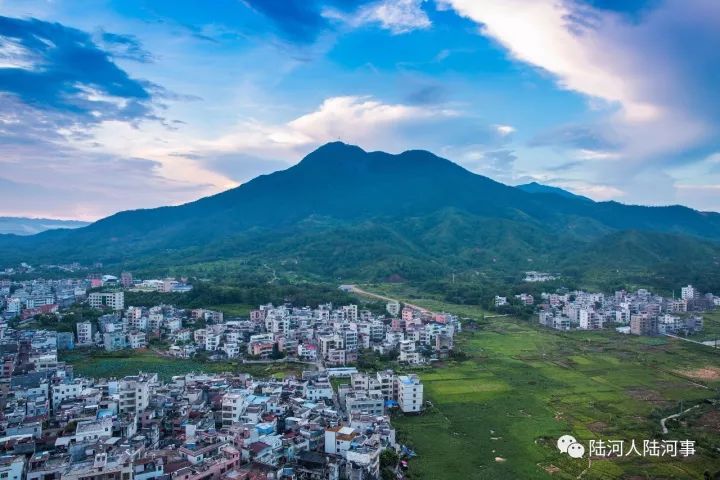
[516,181,591,202]
[1,142,719,289]
[0,217,89,235]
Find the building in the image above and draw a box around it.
[103,331,127,351]
[630,314,657,336]
[324,426,358,455]
[345,394,384,416]
[681,285,695,301]
[120,272,133,288]
[118,374,153,415]
[386,301,400,317]
[0,455,25,480]
[76,322,93,346]
[60,453,133,480]
[396,374,423,413]
[88,291,124,311]
[221,393,247,426]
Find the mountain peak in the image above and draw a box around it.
[298,142,367,165]
[297,142,467,178]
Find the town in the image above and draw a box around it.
[2,268,719,480]
[0,270,459,367]
[0,273,445,480]
[0,327,423,479]
[494,284,718,337]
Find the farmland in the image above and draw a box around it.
[696,310,720,344]
[393,316,720,479]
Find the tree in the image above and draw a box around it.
[271,342,285,360]
[380,449,399,480]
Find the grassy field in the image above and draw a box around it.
[60,349,306,380]
[207,303,255,318]
[695,310,720,344]
[392,315,720,479]
[358,282,493,318]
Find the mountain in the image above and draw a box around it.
[516,182,591,202]
[1,142,719,288]
[0,217,89,235]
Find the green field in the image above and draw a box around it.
[393,316,720,479]
[207,303,255,318]
[60,349,306,380]
[358,283,493,318]
[696,310,720,344]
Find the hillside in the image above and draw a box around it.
[516,182,591,201]
[1,142,719,288]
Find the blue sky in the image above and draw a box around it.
[0,0,719,219]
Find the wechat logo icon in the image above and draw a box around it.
[557,435,585,459]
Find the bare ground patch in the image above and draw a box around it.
[695,410,720,433]
[626,388,669,406]
[587,420,608,433]
[544,464,560,474]
[676,366,720,381]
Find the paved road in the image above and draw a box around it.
[345,285,435,315]
[660,404,700,434]
[664,333,720,349]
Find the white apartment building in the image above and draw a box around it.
[342,304,358,322]
[397,375,424,413]
[127,331,147,349]
[118,375,152,415]
[88,291,124,310]
[76,321,93,345]
[681,285,695,300]
[221,393,248,426]
[386,301,400,317]
[398,340,421,364]
[51,379,86,411]
[0,455,25,480]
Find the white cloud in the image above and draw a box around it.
[524,176,625,201]
[324,0,431,34]
[441,0,720,163]
[441,0,656,121]
[674,183,720,212]
[67,95,461,211]
[189,95,458,160]
[567,182,624,201]
[494,124,515,136]
[0,36,38,69]
[573,149,620,161]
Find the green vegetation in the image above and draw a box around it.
[124,282,364,312]
[393,315,720,479]
[696,311,720,344]
[18,304,102,332]
[59,349,307,380]
[380,448,400,480]
[3,143,720,293]
[207,303,254,317]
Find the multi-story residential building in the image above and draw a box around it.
[345,393,384,416]
[88,291,124,310]
[630,313,657,336]
[221,392,248,426]
[118,374,153,415]
[0,455,26,480]
[396,374,424,413]
[681,285,695,300]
